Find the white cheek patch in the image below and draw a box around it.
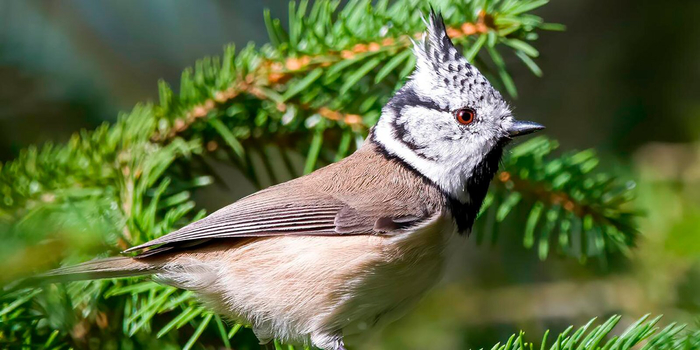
[375,109,494,203]
[393,107,458,158]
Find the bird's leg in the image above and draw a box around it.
[254,327,274,350]
[334,337,348,350]
[311,332,346,350]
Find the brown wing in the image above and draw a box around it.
[124,143,445,255]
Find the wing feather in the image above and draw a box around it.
[124,184,359,253]
[123,145,443,256]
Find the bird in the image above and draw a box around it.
[27,11,544,350]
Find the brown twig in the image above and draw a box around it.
[494,170,629,232]
[497,171,581,215]
[153,12,495,143]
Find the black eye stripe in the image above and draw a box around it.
[406,99,446,113]
[387,87,449,115]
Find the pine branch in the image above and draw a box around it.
[493,315,700,350]
[153,7,497,142]
[149,0,563,152]
[477,137,639,261]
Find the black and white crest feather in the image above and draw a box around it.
[372,10,515,233]
[413,11,478,94]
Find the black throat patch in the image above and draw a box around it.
[370,128,505,235]
[447,142,505,234]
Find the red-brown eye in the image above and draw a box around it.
[455,108,475,125]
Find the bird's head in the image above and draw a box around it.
[372,11,544,203]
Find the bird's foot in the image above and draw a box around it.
[311,332,347,350]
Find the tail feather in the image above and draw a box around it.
[9,257,159,290]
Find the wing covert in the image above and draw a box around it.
[123,144,445,256]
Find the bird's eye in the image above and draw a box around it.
[455,108,476,125]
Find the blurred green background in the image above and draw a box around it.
[1,1,699,349]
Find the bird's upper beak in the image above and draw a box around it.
[507,119,545,137]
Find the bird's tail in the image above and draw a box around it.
[8,256,159,290]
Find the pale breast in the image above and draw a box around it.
[331,213,456,345]
[153,213,456,349]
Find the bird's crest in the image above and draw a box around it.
[412,10,478,94]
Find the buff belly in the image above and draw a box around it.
[153,214,455,350]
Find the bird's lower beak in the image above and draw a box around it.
[507,119,545,137]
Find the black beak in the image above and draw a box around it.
[507,119,545,137]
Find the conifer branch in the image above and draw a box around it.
[477,137,638,260]
[494,315,700,350]
[153,10,497,142]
